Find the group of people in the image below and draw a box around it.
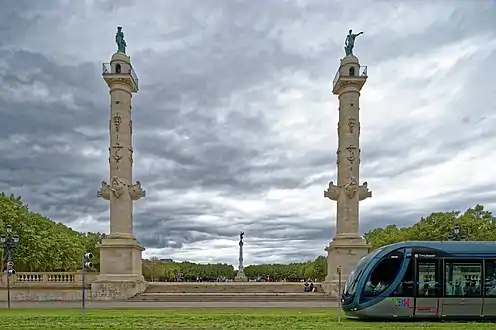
[304,280,317,292]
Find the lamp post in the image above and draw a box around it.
[1,224,20,309]
[448,224,467,241]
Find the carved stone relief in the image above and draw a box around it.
[112,113,122,132]
[97,181,111,200]
[129,181,146,200]
[324,181,340,201]
[129,120,133,135]
[112,143,123,169]
[336,149,340,165]
[347,117,357,133]
[129,147,133,166]
[343,176,359,199]
[346,145,358,165]
[110,176,126,198]
[358,182,372,201]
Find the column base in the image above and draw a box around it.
[92,236,147,300]
[91,280,148,300]
[322,234,370,296]
[234,271,248,282]
[97,236,145,282]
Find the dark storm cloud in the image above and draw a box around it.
[1,0,496,264]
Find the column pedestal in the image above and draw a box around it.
[91,237,148,300]
[234,270,248,282]
[321,235,370,297]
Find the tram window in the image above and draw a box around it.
[391,258,414,297]
[445,261,482,297]
[484,260,496,297]
[417,261,440,297]
[362,254,403,297]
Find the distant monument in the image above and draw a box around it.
[321,29,371,297]
[93,27,147,299]
[234,232,248,282]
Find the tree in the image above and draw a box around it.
[365,205,496,250]
[243,256,327,282]
[0,193,102,272]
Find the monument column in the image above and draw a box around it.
[322,30,371,296]
[92,27,147,299]
[234,232,248,282]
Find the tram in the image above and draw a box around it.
[341,241,496,320]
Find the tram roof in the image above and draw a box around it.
[381,240,496,255]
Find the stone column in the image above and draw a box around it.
[321,55,371,296]
[92,51,147,299]
[234,233,248,282]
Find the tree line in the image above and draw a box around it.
[1,192,495,280]
[363,204,496,250]
[142,256,327,282]
[0,193,104,272]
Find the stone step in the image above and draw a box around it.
[129,293,330,302]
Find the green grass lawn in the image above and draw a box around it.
[0,308,493,329]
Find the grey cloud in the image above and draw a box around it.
[0,0,495,264]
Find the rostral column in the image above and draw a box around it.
[322,29,372,297]
[93,27,147,298]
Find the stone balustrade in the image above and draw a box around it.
[0,272,99,285]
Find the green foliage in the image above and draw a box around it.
[243,255,327,281]
[142,259,237,281]
[365,204,496,250]
[0,193,103,272]
[142,255,327,282]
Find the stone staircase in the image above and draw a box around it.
[129,282,330,302]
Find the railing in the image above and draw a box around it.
[102,63,139,90]
[333,65,367,89]
[0,272,99,285]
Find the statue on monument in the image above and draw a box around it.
[115,26,127,54]
[239,232,244,246]
[344,29,363,56]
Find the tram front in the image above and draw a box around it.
[341,244,413,319]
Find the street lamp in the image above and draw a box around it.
[448,224,467,241]
[1,224,20,309]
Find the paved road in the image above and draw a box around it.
[0,300,338,309]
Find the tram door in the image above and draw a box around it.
[414,258,441,318]
[440,259,483,317]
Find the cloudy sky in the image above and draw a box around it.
[1,0,495,266]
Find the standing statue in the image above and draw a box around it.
[239,232,244,245]
[115,26,127,54]
[344,29,363,56]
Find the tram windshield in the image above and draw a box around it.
[344,247,384,296]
